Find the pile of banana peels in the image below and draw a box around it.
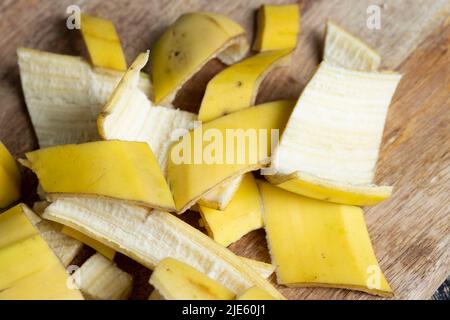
[0,4,402,300]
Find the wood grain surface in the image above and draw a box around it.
[0,0,449,300]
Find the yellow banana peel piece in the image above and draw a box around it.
[151,12,249,105]
[0,142,21,208]
[167,100,295,213]
[62,226,115,261]
[17,48,152,147]
[0,204,83,299]
[237,286,276,300]
[268,62,401,206]
[149,257,235,300]
[267,172,393,206]
[80,14,127,71]
[253,4,300,52]
[324,20,381,71]
[258,181,393,297]
[198,49,292,122]
[199,173,263,247]
[21,140,175,211]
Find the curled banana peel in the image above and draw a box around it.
[324,20,381,71]
[151,12,249,105]
[21,140,175,211]
[98,52,197,174]
[0,141,21,208]
[0,204,84,299]
[258,181,393,297]
[253,4,300,52]
[149,258,235,300]
[199,173,263,247]
[42,197,285,299]
[62,226,115,261]
[17,48,151,147]
[267,62,401,206]
[198,49,292,122]
[167,100,295,213]
[237,286,276,300]
[72,253,133,300]
[80,14,127,71]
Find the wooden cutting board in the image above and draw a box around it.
[0,0,449,300]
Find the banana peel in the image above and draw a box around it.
[253,4,300,52]
[149,258,235,300]
[42,197,285,298]
[72,253,132,300]
[324,20,381,71]
[267,62,401,206]
[258,181,393,297]
[21,140,175,211]
[151,12,249,105]
[198,49,292,122]
[62,226,115,261]
[0,204,84,299]
[199,173,263,247]
[98,51,198,174]
[168,100,295,213]
[17,47,151,147]
[0,141,21,208]
[80,14,127,71]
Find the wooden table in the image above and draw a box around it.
[0,0,449,300]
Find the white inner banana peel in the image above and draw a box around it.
[149,258,235,300]
[72,253,132,300]
[0,141,21,208]
[0,204,84,299]
[324,20,381,71]
[259,181,393,297]
[80,14,127,71]
[98,52,197,174]
[199,173,264,247]
[21,140,175,211]
[168,100,295,213]
[268,62,401,205]
[42,197,285,299]
[151,12,249,105]
[17,47,151,147]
